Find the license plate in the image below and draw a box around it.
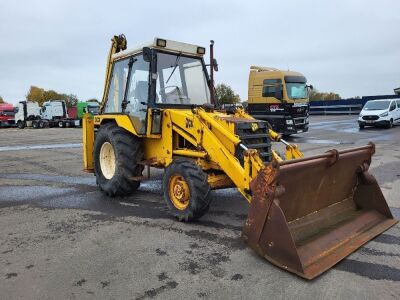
[297,129,303,133]
[366,120,374,124]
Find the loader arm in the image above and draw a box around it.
[99,34,127,113]
[166,108,266,201]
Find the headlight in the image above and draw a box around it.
[286,120,294,125]
[380,112,388,117]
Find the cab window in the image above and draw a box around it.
[156,52,210,105]
[125,55,150,134]
[262,79,281,97]
[104,58,130,113]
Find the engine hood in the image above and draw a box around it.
[360,109,388,116]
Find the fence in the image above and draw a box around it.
[309,95,400,115]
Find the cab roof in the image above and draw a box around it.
[250,66,304,77]
[113,38,205,60]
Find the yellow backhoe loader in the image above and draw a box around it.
[82,35,397,279]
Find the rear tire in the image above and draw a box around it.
[163,160,211,221]
[387,119,393,129]
[94,123,144,197]
[32,120,39,129]
[39,120,46,128]
[58,121,64,128]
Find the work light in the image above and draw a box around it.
[197,47,206,54]
[156,39,167,47]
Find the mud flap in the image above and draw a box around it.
[242,143,398,279]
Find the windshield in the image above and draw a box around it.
[87,105,99,115]
[286,82,308,100]
[156,52,210,105]
[363,100,390,111]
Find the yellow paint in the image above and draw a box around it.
[169,175,190,210]
[82,113,94,172]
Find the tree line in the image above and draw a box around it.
[26,86,80,108]
[1,84,341,106]
[0,87,98,107]
[309,89,341,101]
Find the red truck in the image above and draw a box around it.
[0,103,15,127]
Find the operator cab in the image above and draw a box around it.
[103,38,211,134]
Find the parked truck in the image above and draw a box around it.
[16,100,74,128]
[15,100,100,129]
[247,66,311,135]
[68,101,100,126]
[15,101,41,128]
[0,103,15,127]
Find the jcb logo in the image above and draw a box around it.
[251,123,259,132]
[185,118,193,128]
[95,117,101,123]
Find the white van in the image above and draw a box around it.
[358,99,400,129]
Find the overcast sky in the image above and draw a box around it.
[1,0,399,104]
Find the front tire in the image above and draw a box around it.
[17,121,25,129]
[163,160,211,222]
[359,123,365,129]
[94,123,144,197]
[387,119,393,129]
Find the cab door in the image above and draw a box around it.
[125,54,150,135]
[103,54,150,135]
[396,100,400,124]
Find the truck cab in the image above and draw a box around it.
[0,103,15,127]
[247,66,310,135]
[41,100,68,120]
[15,101,41,128]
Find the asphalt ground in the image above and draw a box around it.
[0,115,399,299]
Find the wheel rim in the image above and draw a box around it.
[168,175,190,210]
[100,142,116,179]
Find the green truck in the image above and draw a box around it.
[65,101,100,127]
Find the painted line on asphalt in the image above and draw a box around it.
[0,143,82,152]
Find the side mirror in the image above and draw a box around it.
[307,84,313,90]
[275,85,283,100]
[143,47,153,62]
[213,58,219,72]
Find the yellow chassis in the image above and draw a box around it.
[83,108,302,202]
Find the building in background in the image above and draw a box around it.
[394,87,400,95]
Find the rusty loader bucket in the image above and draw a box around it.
[243,143,398,279]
